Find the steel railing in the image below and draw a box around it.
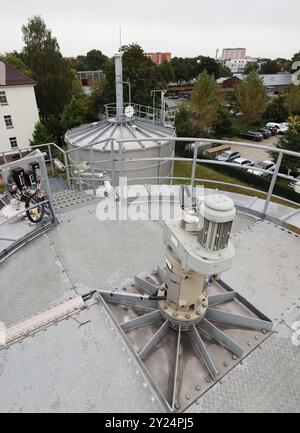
[1,137,299,219]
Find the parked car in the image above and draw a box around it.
[239,131,264,141]
[232,158,254,168]
[289,175,300,190]
[266,122,289,134]
[247,160,276,177]
[216,150,241,162]
[265,125,278,135]
[255,128,272,138]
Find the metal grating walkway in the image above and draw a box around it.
[51,190,95,211]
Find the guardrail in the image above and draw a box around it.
[104,103,176,125]
[1,137,299,219]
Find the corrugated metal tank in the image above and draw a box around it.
[65,117,176,186]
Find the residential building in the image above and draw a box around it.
[0,60,39,154]
[221,57,258,73]
[217,76,242,96]
[77,70,105,95]
[231,72,297,94]
[221,48,246,61]
[146,52,172,65]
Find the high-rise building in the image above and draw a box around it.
[221,48,246,61]
[146,52,172,64]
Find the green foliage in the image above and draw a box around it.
[22,16,72,120]
[61,96,89,131]
[31,121,55,146]
[89,78,112,116]
[175,102,206,154]
[157,61,175,86]
[260,59,281,74]
[191,71,221,132]
[263,95,289,123]
[270,116,300,173]
[218,65,233,77]
[70,50,108,71]
[171,56,223,82]
[235,71,267,125]
[1,51,32,77]
[214,107,236,137]
[244,61,259,75]
[291,51,300,63]
[285,85,300,115]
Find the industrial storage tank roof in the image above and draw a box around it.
[65,119,176,151]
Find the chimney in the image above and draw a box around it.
[0,61,6,86]
[114,53,123,122]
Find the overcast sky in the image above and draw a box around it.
[1,0,299,59]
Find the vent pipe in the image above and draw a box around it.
[114,53,123,122]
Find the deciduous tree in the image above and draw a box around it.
[235,72,266,125]
[191,71,221,132]
[22,16,72,120]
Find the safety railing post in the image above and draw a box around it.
[48,144,55,177]
[262,152,283,217]
[38,151,55,216]
[90,146,96,196]
[190,143,198,188]
[110,140,116,187]
[63,151,72,190]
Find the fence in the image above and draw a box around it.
[1,137,299,220]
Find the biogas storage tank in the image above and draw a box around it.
[65,53,176,186]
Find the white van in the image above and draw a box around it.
[266,122,289,134]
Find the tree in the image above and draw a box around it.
[244,61,259,75]
[175,102,205,154]
[291,51,300,63]
[61,96,88,131]
[1,51,32,77]
[285,85,300,115]
[260,59,281,74]
[263,95,289,123]
[270,116,300,174]
[89,78,111,116]
[191,71,221,132]
[235,71,266,125]
[22,16,72,120]
[218,65,233,77]
[214,106,235,137]
[85,50,108,70]
[157,61,175,86]
[194,56,221,78]
[171,57,192,82]
[31,121,55,146]
[103,44,163,107]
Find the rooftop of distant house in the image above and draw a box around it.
[0,59,36,86]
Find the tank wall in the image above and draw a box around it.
[67,139,175,186]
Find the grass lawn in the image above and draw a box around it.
[173,161,298,208]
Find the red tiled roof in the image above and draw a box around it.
[0,59,36,86]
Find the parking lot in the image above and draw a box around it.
[230,135,280,162]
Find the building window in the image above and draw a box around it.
[0,91,8,105]
[4,115,13,128]
[9,137,18,149]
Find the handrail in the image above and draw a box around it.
[2,137,299,219]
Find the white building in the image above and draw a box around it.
[221,57,258,74]
[0,60,39,154]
